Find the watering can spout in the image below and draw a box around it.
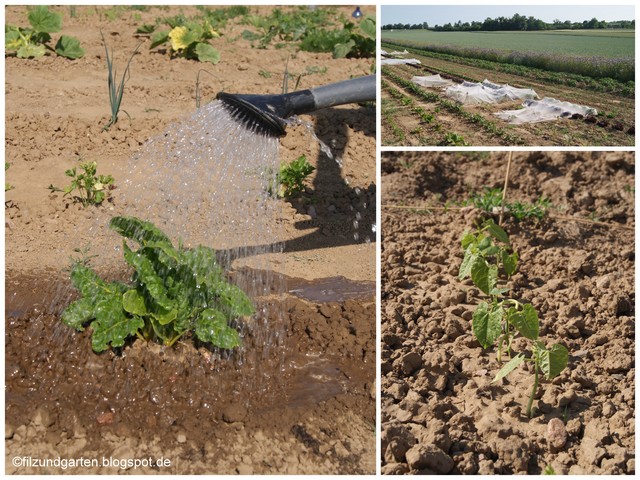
[216,75,376,137]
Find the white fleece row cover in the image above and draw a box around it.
[411,74,454,88]
[445,79,538,105]
[494,97,598,124]
[381,58,421,66]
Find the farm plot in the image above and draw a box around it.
[381,43,635,146]
[381,152,635,474]
[5,5,375,474]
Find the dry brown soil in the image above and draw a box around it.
[4,5,375,474]
[381,152,634,474]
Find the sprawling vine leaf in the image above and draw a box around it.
[55,35,84,59]
[195,42,220,64]
[28,6,61,33]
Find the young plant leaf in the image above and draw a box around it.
[507,304,539,340]
[195,308,241,349]
[55,35,85,59]
[492,353,525,383]
[461,232,476,249]
[502,250,518,276]
[150,30,170,49]
[61,297,96,331]
[471,258,497,295]
[17,43,46,59]
[195,42,220,64]
[458,248,477,280]
[472,301,502,349]
[28,5,62,33]
[91,296,145,352]
[122,289,148,316]
[484,220,509,244]
[538,343,569,380]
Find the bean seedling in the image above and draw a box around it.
[459,219,568,417]
[62,216,254,352]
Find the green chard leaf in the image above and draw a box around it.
[61,297,95,331]
[123,242,174,311]
[472,301,502,349]
[110,216,173,247]
[90,294,144,352]
[195,308,241,349]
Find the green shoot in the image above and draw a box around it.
[273,155,315,198]
[50,160,114,207]
[5,163,14,192]
[102,31,142,130]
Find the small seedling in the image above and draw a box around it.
[5,163,14,192]
[464,187,551,222]
[274,155,315,198]
[459,219,568,417]
[62,216,254,352]
[50,160,114,207]
[5,6,84,59]
[102,32,141,130]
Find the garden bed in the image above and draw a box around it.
[381,151,634,474]
[5,5,375,474]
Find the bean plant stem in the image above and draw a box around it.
[499,151,513,226]
[527,360,539,418]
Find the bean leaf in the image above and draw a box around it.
[538,343,569,380]
[492,353,525,383]
[507,304,539,340]
[472,301,503,349]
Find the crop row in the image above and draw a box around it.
[382,38,634,83]
[382,41,634,98]
[382,79,475,146]
[382,66,526,146]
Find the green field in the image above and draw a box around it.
[382,29,635,58]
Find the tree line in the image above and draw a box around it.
[382,14,635,31]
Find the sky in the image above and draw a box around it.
[381,5,636,26]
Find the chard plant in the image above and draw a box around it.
[5,6,84,59]
[62,216,253,352]
[459,219,568,417]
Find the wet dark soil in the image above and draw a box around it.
[5,275,375,474]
